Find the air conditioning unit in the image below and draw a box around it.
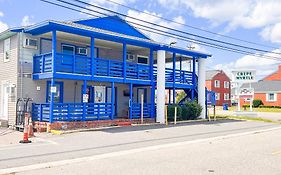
[126,54,135,62]
[23,38,38,49]
[77,47,87,55]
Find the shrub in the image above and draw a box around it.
[253,99,263,108]
[242,104,250,108]
[167,105,182,121]
[259,105,281,109]
[181,101,202,120]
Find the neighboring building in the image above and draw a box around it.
[0,16,211,128]
[240,80,281,106]
[263,65,281,81]
[205,70,231,106]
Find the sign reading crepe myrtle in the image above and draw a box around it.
[232,70,256,82]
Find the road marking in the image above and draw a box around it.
[272,149,281,155]
[1,126,281,175]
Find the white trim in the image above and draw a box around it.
[3,38,11,63]
[137,55,149,65]
[214,80,220,88]
[266,93,277,102]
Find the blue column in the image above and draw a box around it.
[123,43,127,82]
[111,82,115,120]
[149,48,154,81]
[172,53,176,104]
[150,83,155,118]
[49,30,57,123]
[82,80,87,121]
[191,57,196,101]
[91,36,95,78]
[129,83,133,120]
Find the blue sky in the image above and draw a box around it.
[1,0,281,79]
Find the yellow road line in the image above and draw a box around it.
[271,149,281,155]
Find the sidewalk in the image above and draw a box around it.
[0,128,23,146]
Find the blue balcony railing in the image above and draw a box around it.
[131,103,154,119]
[32,102,112,122]
[33,53,194,85]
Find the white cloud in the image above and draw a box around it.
[21,15,34,26]
[214,49,281,80]
[0,11,8,33]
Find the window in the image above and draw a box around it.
[62,45,75,55]
[137,55,148,64]
[224,81,230,88]
[266,93,277,102]
[214,80,220,88]
[24,38,38,49]
[3,38,10,62]
[215,93,220,100]
[224,93,230,100]
[77,47,87,55]
[46,81,64,103]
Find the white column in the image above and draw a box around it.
[156,50,166,124]
[198,58,206,119]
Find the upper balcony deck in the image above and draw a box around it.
[33,52,195,88]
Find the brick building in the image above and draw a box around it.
[205,70,231,106]
[263,65,281,81]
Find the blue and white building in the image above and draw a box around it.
[0,16,211,127]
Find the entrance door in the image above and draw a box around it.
[106,87,117,117]
[137,88,147,103]
[1,84,9,120]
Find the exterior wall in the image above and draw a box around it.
[240,92,281,106]
[0,34,19,126]
[206,72,231,106]
[263,65,281,81]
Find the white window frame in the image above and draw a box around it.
[266,93,277,102]
[3,38,11,63]
[215,93,220,101]
[77,47,87,56]
[224,93,229,100]
[126,53,135,62]
[137,55,149,65]
[214,80,220,88]
[23,37,38,49]
[224,81,229,89]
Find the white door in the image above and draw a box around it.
[1,84,9,120]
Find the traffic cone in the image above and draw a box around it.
[19,113,32,144]
[28,122,34,137]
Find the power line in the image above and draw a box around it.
[40,0,281,61]
[69,0,281,56]
[104,0,279,50]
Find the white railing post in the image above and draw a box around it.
[141,94,144,124]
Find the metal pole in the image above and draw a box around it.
[174,106,177,125]
[165,105,168,126]
[214,105,216,121]
[141,94,144,124]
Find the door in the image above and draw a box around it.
[1,84,9,120]
[106,87,117,117]
[137,88,147,103]
[62,45,75,55]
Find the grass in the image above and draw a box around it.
[210,115,279,124]
[226,106,281,113]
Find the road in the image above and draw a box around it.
[0,119,281,175]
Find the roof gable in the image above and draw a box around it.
[74,16,150,40]
[242,80,281,92]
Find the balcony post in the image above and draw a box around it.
[82,80,87,121]
[49,78,55,123]
[111,82,115,120]
[123,43,127,81]
[172,53,176,104]
[198,58,206,119]
[129,83,133,120]
[52,30,56,76]
[149,48,155,118]
[191,57,196,101]
[91,36,95,78]
[156,50,166,124]
[149,48,154,80]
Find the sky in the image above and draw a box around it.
[1,0,281,80]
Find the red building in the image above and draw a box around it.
[205,70,231,106]
[240,65,281,107]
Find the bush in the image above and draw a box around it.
[259,105,281,109]
[167,105,182,121]
[242,104,250,108]
[253,99,263,108]
[181,101,202,120]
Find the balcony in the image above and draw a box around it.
[33,53,194,86]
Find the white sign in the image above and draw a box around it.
[50,86,57,93]
[232,70,256,82]
[83,94,89,103]
[239,88,254,96]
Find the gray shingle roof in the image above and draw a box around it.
[241,80,281,92]
[206,70,221,80]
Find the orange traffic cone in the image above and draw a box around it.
[19,113,32,144]
[28,122,34,138]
